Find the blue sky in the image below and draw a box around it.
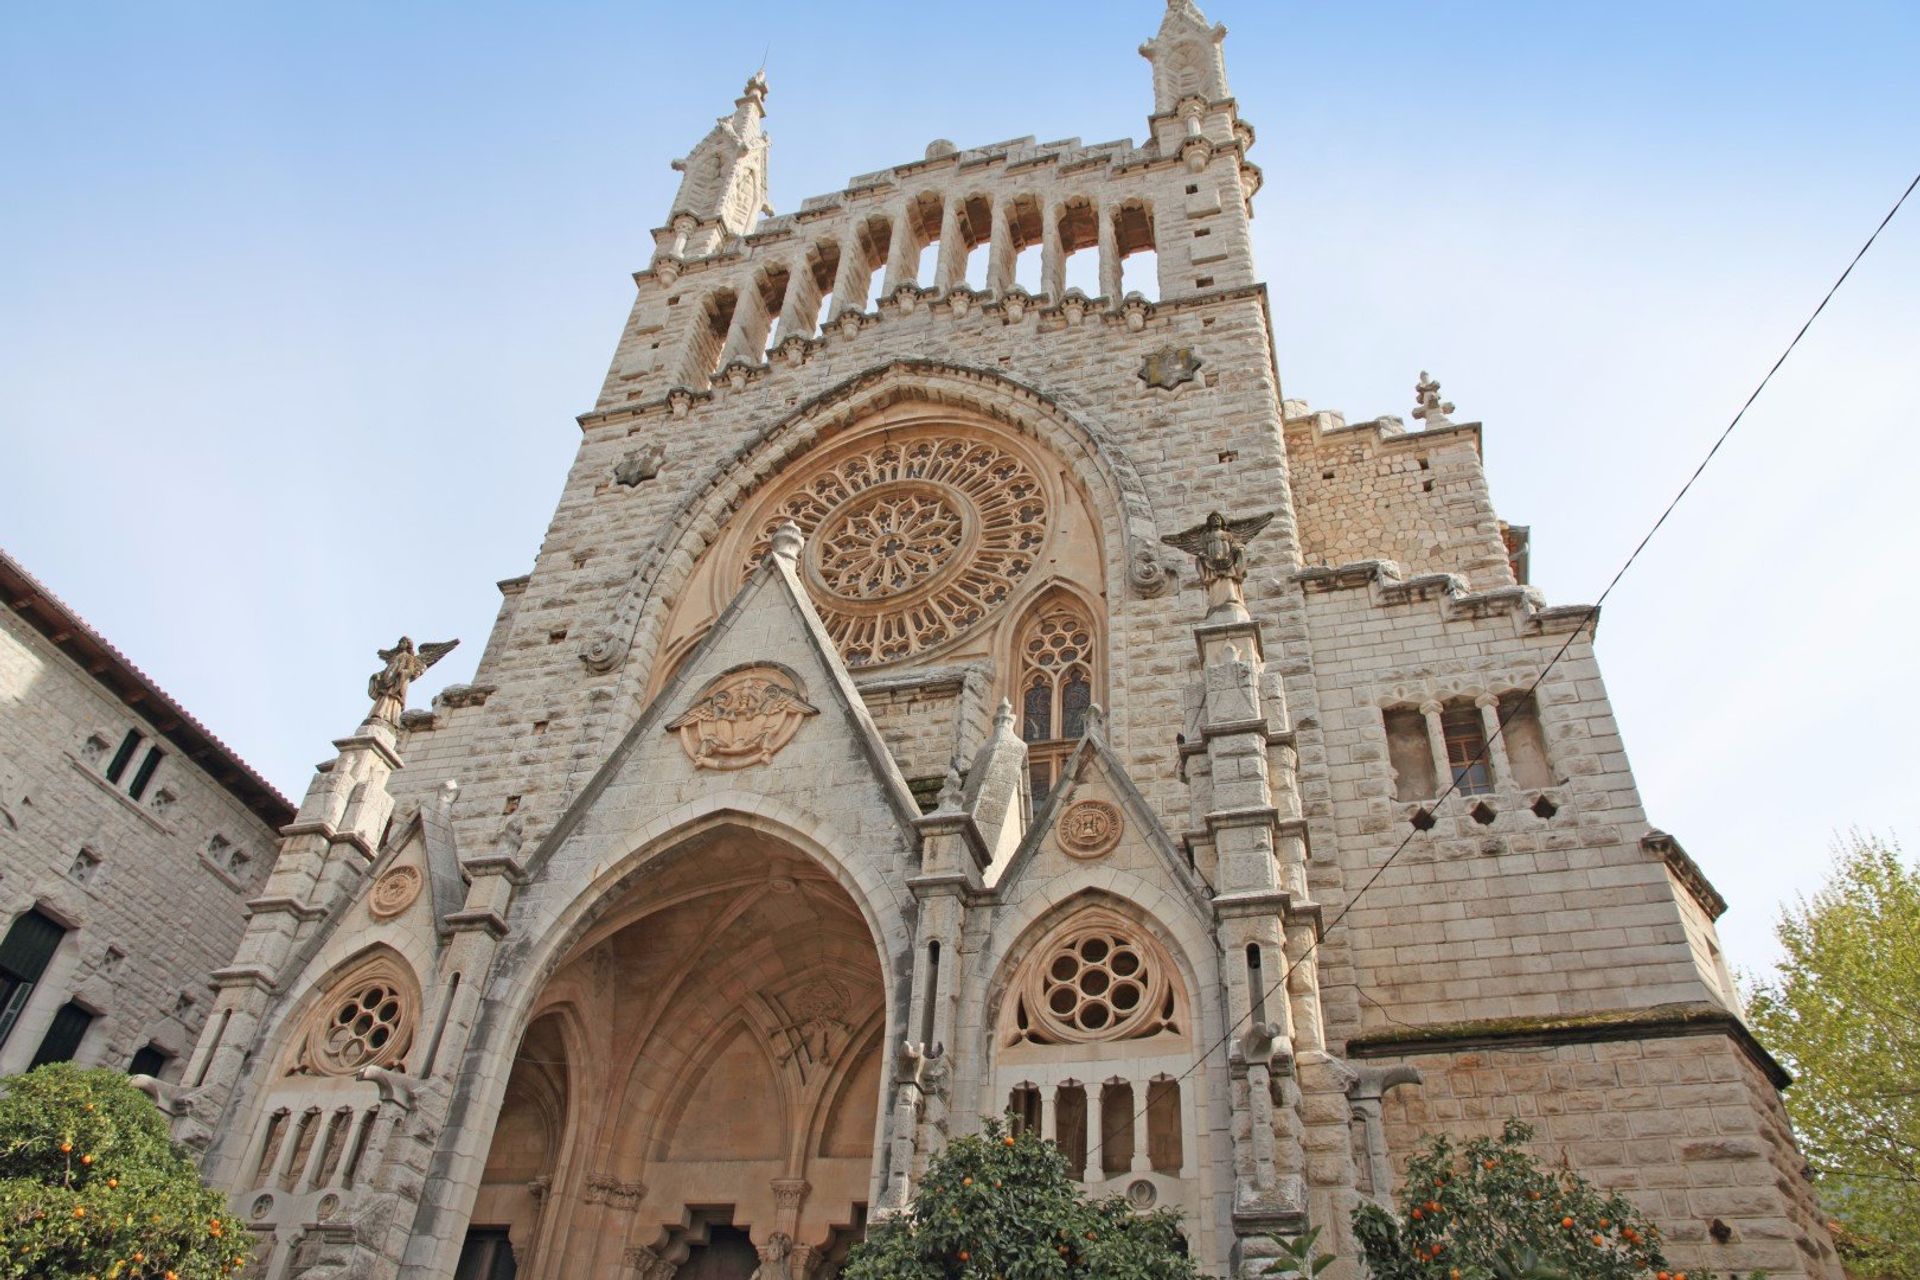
[3,2,1916,976]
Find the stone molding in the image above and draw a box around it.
[1345,1001,1788,1089]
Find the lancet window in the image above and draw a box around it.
[1014,595,1098,801]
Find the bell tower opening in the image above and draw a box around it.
[468,825,885,1280]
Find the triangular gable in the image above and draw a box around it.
[992,723,1214,921]
[358,797,467,941]
[521,540,923,880]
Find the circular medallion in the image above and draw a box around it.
[251,1194,275,1220]
[368,865,422,919]
[1126,1179,1158,1209]
[1057,799,1124,859]
[740,432,1050,667]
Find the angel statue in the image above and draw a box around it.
[366,636,459,725]
[1161,510,1276,611]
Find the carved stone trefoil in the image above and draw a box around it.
[1138,344,1202,390]
[666,666,818,770]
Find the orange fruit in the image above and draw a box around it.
[73,1206,87,1218]
[1562,1217,1575,1229]
[1003,1136,1015,1147]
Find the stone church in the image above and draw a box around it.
[161,3,1840,1276]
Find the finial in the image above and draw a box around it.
[1413,371,1455,429]
[993,697,1016,735]
[770,520,804,564]
[1085,703,1107,739]
[439,778,460,811]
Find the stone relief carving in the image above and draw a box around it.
[749,1232,792,1280]
[771,978,851,1073]
[1138,345,1202,390]
[367,865,422,919]
[614,444,666,487]
[583,1173,646,1209]
[1056,799,1124,859]
[666,666,818,770]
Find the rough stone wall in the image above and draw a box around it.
[1374,1034,1843,1277]
[1284,407,1513,589]
[0,608,277,1077]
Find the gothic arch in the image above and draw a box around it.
[268,942,426,1080]
[580,361,1175,690]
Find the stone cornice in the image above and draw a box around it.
[1642,829,1728,921]
[1346,1002,1788,1089]
[1292,559,1595,638]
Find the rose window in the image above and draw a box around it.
[1006,912,1180,1047]
[742,434,1050,666]
[815,487,964,600]
[303,963,416,1077]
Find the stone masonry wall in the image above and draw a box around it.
[1373,1034,1842,1277]
[0,608,278,1077]
[1284,408,1513,590]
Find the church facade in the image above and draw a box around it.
[167,4,1841,1277]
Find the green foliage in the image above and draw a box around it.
[1259,1225,1335,1278]
[841,1116,1196,1280]
[0,1063,251,1279]
[1349,1119,1664,1280]
[1746,832,1920,1279]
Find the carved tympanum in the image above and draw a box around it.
[1057,799,1124,859]
[741,433,1049,666]
[667,666,818,770]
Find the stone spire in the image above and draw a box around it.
[1140,0,1231,115]
[667,71,772,239]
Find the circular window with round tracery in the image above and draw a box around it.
[737,429,1051,667]
[1005,910,1182,1047]
[302,959,417,1077]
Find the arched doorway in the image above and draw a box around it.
[464,825,886,1280]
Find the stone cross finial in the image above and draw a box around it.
[1413,371,1454,428]
[992,697,1016,735]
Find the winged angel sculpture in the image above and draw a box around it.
[1161,510,1276,610]
[367,636,459,725]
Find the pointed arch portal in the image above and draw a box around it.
[464,825,884,1280]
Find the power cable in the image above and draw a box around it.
[1081,167,1920,1172]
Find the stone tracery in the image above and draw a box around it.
[1004,909,1182,1048]
[739,431,1049,666]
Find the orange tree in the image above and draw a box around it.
[1349,1119,1667,1280]
[0,1062,251,1279]
[842,1116,1196,1280]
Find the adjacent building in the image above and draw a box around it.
[0,549,291,1083]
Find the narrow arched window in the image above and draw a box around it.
[1014,596,1098,801]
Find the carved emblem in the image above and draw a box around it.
[1057,799,1124,859]
[368,865,423,919]
[614,444,665,487]
[1138,345,1202,390]
[773,978,852,1073]
[667,666,818,770]
[1413,370,1455,428]
[583,1173,646,1209]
